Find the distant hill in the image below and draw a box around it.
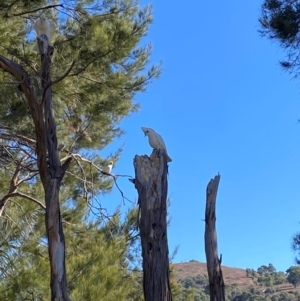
[172,261,253,287]
[171,260,300,301]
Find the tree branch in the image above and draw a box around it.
[0,155,28,216]
[17,171,39,186]
[43,60,76,100]
[4,4,65,18]
[61,150,134,205]
[8,191,45,210]
[0,55,48,186]
[61,157,72,179]
[0,131,36,146]
[10,155,28,190]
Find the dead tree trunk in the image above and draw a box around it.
[204,174,225,301]
[133,151,173,301]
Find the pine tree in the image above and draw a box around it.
[0,0,160,299]
[0,207,144,300]
[259,0,300,76]
[259,1,300,267]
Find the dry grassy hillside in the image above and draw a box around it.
[172,261,300,299]
[172,261,254,287]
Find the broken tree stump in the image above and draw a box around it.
[204,174,225,301]
[133,150,173,301]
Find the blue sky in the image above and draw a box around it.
[100,0,300,273]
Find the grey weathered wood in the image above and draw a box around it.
[134,150,173,301]
[37,35,71,301]
[204,174,225,301]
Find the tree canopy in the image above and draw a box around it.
[286,266,300,288]
[0,0,160,299]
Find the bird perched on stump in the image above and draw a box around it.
[141,127,172,162]
[33,14,57,51]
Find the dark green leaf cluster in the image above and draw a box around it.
[260,1,300,42]
[259,0,300,75]
[286,266,300,288]
[292,231,300,265]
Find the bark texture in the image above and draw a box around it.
[38,35,71,301]
[204,174,225,301]
[134,150,172,301]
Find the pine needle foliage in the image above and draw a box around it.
[0,207,144,300]
[259,0,300,77]
[0,0,160,299]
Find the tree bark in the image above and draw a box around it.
[38,35,71,301]
[133,151,173,301]
[204,174,225,301]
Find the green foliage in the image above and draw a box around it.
[0,207,143,301]
[259,0,300,76]
[292,231,300,265]
[249,264,287,287]
[286,266,300,288]
[184,288,195,301]
[0,0,161,208]
[173,263,300,301]
[0,0,161,299]
[170,264,184,301]
[257,264,276,274]
[176,275,209,301]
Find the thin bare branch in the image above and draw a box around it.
[4,4,65,17]
[112,176,133,205]
[8,191,45,210]
[61,151,133,206]
[61,157,72,178]
[17,172,39,186]
[0,132,36,146]
[43,60,76,99]
[11,155,29,188]
[0,155,29,216]
[78,74,104,84]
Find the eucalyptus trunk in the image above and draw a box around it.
[38,35,71,301]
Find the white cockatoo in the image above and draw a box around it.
[102,161,114,174]
[141,127,172,162]
[33,14,57,51]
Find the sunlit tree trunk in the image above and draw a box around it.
[204,174,225,301]
[134,151,173,301]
